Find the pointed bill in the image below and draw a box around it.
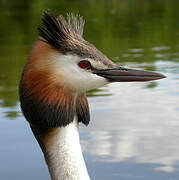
[92,67,166,82]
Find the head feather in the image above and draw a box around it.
[38,11,115,67]
[38,11,85,53]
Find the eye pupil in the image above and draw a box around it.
[78,60,90,69]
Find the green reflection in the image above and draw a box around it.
[145,82,157,89]
[0,0,178,111]
[4,111,19,119]
[87,89,111,97]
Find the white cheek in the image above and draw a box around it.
[74,72,108,92]
[52,54,108,92]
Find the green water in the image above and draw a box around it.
[0,0,179,179]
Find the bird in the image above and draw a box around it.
[19,11,165,180]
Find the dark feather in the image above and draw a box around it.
[19,87,76,128]
[76,94,90,126]
[38,11,85,53]
[19,86,90,128]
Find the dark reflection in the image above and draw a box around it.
[0,0,178,109]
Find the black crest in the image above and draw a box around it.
[38,11,85,53]
[38,11,115,67]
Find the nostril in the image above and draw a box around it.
[117,67,128,71]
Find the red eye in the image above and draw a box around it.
[78,60,91,69]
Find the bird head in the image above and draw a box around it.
[19,12,165,128]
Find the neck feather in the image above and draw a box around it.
[31,117,90,180]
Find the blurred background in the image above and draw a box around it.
[0,0,179,179]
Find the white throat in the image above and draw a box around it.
[43,117,90,180]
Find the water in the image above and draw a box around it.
[0,0,179,179]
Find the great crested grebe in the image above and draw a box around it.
[19,11,165,180]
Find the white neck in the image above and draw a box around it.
[43,117,90,180]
